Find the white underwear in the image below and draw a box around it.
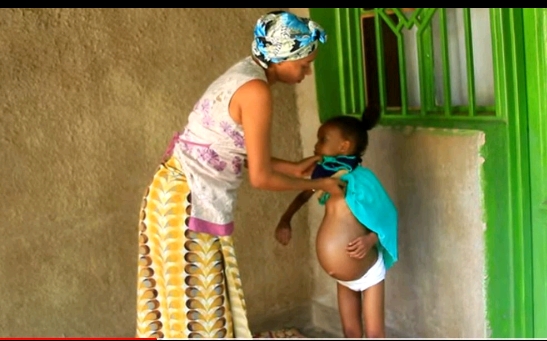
[337,251,386,292]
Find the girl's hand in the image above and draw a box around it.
[346,234,376,259]
[275,220,292,245]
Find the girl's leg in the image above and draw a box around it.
[362,280,385,338]
[337,282,363,338]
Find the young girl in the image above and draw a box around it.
[275,111,398,338]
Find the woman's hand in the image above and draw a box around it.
[318,177,346,197]
[296,155,320,177]
[267,155,320,177]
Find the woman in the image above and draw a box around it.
[135,10,342,339]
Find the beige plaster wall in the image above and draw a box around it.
[0,8,312,337]
[291,8,487,338]
[366,127,487,338]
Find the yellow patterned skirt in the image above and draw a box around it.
[135,156,252,339]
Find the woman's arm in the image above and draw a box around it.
[270,155,320,177]
[231,79,341,193]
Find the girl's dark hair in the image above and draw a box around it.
[323,105,381,157]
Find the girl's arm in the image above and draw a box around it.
[232,79,341,194]
[275,189,315,245]
[278,189,315,224]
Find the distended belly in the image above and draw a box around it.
[315,218,378,282]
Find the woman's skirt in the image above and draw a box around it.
[135,156,252,338]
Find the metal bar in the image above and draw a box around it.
[439,8,452,116]
[463,8,477,116]
[396,31,409,115]
[374,9,388,114]
[415,13,428,116]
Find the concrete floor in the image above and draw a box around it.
[300,325,407,338]
[254,322,407,338]
[251,304,409,338]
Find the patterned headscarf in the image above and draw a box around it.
[251,11,327,69]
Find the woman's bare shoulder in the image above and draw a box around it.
[232,78,272,110]
[237,78,270,96]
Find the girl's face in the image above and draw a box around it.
[271,50,317,84]
[314,124,351,157]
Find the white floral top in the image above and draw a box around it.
[170,56,267,236]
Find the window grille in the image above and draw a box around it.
[361,8,497,118]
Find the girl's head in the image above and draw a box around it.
[314,106,381,159]
[252,11,327,84]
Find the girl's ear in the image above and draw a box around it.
[340,140,351,153]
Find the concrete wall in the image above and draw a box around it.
[367,127,487,338]
[0,8,312,337]
[291,7,487,338]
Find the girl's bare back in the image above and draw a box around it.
[315,192,378,282]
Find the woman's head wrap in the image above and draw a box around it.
[251,11,327,69]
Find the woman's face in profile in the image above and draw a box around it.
[273,50,317,84]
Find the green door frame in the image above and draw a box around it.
[523,7,547,338]
[308,8,544,338]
